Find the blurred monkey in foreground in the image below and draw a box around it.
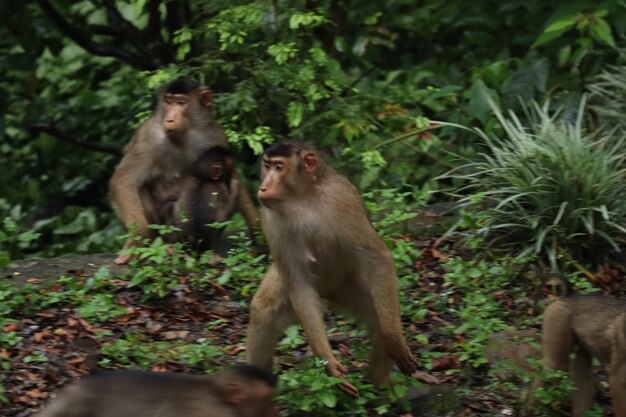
[34,365,278,417]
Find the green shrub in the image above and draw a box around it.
[589,65,626,132]
[446,99,626,267]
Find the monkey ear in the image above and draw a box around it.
[199,88,213,107]
[302,152,317,173]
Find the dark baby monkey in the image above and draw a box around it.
[170,146,240,251]
[34,365,279,417]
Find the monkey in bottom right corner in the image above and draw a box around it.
[534,290,626,417]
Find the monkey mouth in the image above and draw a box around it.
[165,129,183,141]
[258,193,277,208]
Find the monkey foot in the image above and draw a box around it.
[395,354,418,376]
[326,358,349,377]
[114,253,133,265]
[338,380,359,398]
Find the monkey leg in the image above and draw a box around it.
[541,301,574,371]
[609,314,626,417]
[367,325,396,386]
[287,278,359,397]
[571,350,594,417]
[537,301,581,414]
[366,268,417,377]
[339,288,397,386]
[289,284,343,371]
[609,362,626,417]
[246,266,295,370]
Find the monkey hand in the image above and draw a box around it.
[114,253,134,265]
[338,379,359,398]
[325,357,348,376]
[395,351,418,376]
[325,358,359,397]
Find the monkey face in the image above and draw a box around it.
[162,93,191,140]
[161,89,212,142]
[259,156,289,206]
[258,150,318,207]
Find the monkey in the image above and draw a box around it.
[168,146,240,252]
[533,293,626,417]
[246,141,417,397]
[484,329,540,379]
[33,365,279,417]
[109,78,259,265]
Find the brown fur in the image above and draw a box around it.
[109,80,258,264]
[33,366,278,417]
[536,295,626,416]
[485,329,540,378]
[246,142,416,397]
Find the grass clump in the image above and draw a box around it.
[446,99,626,268]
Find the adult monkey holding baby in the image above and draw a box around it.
[109,78,258,265]
[246,142,417,396]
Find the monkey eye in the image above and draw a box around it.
[263,162,271,170]
[275,164,284,172]
[177,99,187,105]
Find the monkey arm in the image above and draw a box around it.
[288,282,333,361]
[232,173,260,233]
[109,166,150,235]
[109,149,154,267]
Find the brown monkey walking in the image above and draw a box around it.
[34,365,278,417]
[536,294,626,416]
[170,146,241,251]
[109,79,258,265]
[246,142,417,396]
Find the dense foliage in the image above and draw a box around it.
[1,1,625,262]
[2,2,626,416]
[1,197,582,416]
[446,99,626,268]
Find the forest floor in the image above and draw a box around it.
[2,229,624,417]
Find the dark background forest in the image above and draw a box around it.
[1,1,625,416]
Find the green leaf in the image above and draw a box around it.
[467,80,499,123]
[318,391,337,408]
[287,102,304,128]
[533,17,577,47]
[17,231,40,242]
[590,18,615,47]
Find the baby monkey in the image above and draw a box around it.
[167,146,241,251]
[34,365,278,417]
[537,294,626,417]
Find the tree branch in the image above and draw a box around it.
[164,0,189,37]
[27,124,122,155]
[37,0,157,70]
[145,0,177,64]
[102,2,159,66]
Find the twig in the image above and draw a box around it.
[27,124,121,155]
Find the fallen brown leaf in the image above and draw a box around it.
[225,345,245,355]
